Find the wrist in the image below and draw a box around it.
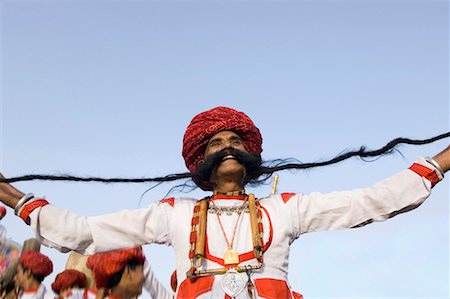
[14,193,35,216]
[424,156,445,178]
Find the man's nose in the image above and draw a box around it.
[223,144,237,152]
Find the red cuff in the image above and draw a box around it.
[19,199,49,224]
[409,163,440,187]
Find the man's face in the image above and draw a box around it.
[204,131,248,181]
[205,131,248,156]
[13,265,28,290]
[123,264,144,297]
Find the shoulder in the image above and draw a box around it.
[158,196,202,208]
[258,193,302,206]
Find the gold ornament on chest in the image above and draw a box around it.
[224,248,240,265]
[187,194,265,282]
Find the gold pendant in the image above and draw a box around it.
[224,248,239,265]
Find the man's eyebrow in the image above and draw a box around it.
[208,137,223,145]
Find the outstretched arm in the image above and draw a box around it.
[0,173,172,255]
[294,145,449,235]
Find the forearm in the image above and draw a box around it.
[432,145,450,173]
[30,204,96,254]
[0,178,24,208]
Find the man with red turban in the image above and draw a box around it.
[14,251,53,299]
[51,269,88,299]
[85,246,172,299]
[1,106,450,298]
[85,247,145,299]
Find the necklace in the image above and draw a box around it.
[209,197,248,266]
[208,202,249,215]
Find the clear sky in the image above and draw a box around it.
[0,0,449,298]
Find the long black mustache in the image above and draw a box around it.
[193,148,262,187]
[1,132,449,184]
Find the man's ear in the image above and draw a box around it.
[122,265,132,281]
[24,268,33,279]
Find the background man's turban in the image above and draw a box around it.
[86,247,145,289]
[19,251,53,278]
[182,106,263,175]
[51,269,87,294]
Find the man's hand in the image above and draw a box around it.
[0,173,24,209]
[432,145,450,173]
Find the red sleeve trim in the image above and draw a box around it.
[160,197,175,207]
[281,193,296,204]
[409,163,440,187]
[19,199,49,224]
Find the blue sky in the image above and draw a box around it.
[1,0,448,297]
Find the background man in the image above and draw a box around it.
[51,269,88,299]
[14,251,53,299]
[86,247,146,299]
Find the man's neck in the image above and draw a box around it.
[22,280,41,292]
[213,180,244,194]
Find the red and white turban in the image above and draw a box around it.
[86,247,145,289]
[182,106,263,176]
[19,251,53,278]
[51,269,87,294]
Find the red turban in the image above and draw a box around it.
[19,251,53,278]
[182,107,262,185]
[86,247,145,289]
[51,269,87,294]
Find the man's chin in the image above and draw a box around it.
[133,287,143,297]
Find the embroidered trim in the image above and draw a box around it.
[208,203,249,215]
[211,194,247,201]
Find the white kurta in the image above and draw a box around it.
[25,158,442,299]
[18,284,53,299]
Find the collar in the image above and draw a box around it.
[22,288,38,294]
[210,194,247,201]
[212,189,245,196]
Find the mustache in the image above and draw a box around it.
[192,148,262,188]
